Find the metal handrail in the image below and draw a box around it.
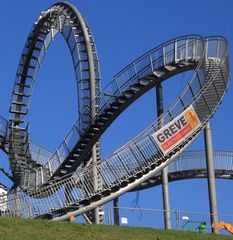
[132,150,233,190]
[167,150,233,174]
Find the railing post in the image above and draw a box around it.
[113,197,120,226]
[216,38,220,58]
[175,211,181,230]
[185,37,189,60]
[40,167,44,185]
[156,82,171,229]
[204,122,218,234]
[48,159,52,176]
[205,39,209,59]
[108,205,113,225]
[163,45,166,66]
[174,40,177,62]
[115,77,123,96]
[149,54,154,71]
[56,150,62,164]
[15,187,21,218]
[93,147,99,223]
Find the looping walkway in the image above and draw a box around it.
[0,2,229,221]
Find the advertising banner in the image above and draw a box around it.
[152,106,201,155]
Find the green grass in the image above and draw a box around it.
[0,217,232,240]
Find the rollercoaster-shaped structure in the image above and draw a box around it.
[0,2,230,222]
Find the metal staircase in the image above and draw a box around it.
[8,2,101,189]
[8,1,228,193]
[0,34,228,221]
[7,33,229,193]
[8,125,30,186]
[42,35,204,182]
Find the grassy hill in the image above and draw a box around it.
[0,217,232,240]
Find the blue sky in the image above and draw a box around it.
[0,0,233,229]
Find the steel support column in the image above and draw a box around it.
[113,197,120,226]
[204,122,218,234]
[156,83,171,229]
[92,145,100,224]
[73,3,103,224]
[175,211,181,230]
[86,18,102,224]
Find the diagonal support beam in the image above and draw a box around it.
[83,213,92,224]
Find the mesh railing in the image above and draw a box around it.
[0,116,8,140]
[143,150,233,184]
[169,150,233,173]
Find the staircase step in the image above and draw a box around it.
[25,45,41,51]
[9,118,24,124]
[164,65,177,71]
[100,113,110,119]
[117,96,128,103]
[10,109,27,115]
[16,83,31,88]
[87,128,99,134]
[152,70,166,77]
[11,101,27,107]
[84,132,95,138]
[75,145,85,151]
[130,83,143,90]
[60,169,68,174]
[105,107,118,113]
[19,63,36,69]
[72,153,80,157]
[123,90,134,98]
[110,102,122,108]
[22,54,38,61]
[139,79,152,85]
[79,142,87,147]
[28,36,44,43]
[16,73,34,79]
[68,159,76,163]
[65,165,72,168]
[95,118,105,124]
[177,61,190,67]
[13,92,31,97]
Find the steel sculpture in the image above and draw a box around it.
[0,2,230,222]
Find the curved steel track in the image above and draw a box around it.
[0,2,230,221]
[8,2,100,186]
